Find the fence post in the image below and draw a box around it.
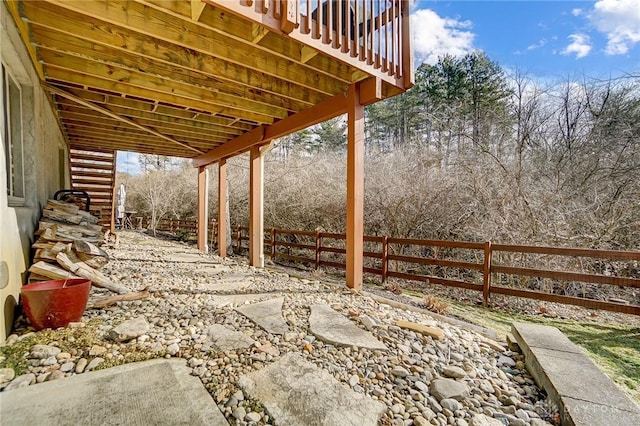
[483,240,492,306]
[381,235,388,283]
[236,225,242,253]
[315,230,321,269]
[270,228,276,259]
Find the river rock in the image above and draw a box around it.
[0,368,15,384]
[469,414,505,426]
[443,365,466,378]
[30,344,61,359]
[109,317,150,342]
[430,378,470,401]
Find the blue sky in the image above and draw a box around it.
[411,0,640,78]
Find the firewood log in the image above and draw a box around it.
[87,287,150,309]
[56,252,129,294]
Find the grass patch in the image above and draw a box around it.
[445,300,640,404]
[0,319,104,376]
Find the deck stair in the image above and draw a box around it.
[68,148,116,227]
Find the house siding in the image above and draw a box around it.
[1,1,68,341]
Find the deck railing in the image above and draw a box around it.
[208,0,413,89]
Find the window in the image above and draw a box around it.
[2,63,24,201]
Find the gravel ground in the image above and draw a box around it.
[1,231,559,425]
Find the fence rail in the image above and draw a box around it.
[234,226,640,316]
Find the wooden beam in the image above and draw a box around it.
[217,158,228,258]
[23,2,333,103]
[346,83,364,291]
[31,29,310,114]
[192,91,348,167]
[4,1,45,81]
[46,85,205,154]
[251,24,270,44]
[197,166,209,251]
[42,0,346,95]
[52,89,252,131]
[40,52,284,123]
[359,77,382,106]
[249,146,264,267]
[191,0,206,21]
[301,46,319,64]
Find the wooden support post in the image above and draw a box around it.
[315,230,321,270]
[381,235,388,283]
[217,158,228,258]
[249,146,264,267]
[197,166,209,252]
[270,228,276,259]
[346,83,365,291]
[483,240,492,306]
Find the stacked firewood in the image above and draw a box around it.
[28,200,130,295]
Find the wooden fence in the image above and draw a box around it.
[233,226,640,316]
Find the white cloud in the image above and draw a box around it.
[561,33,592,58]
[590,0,640,55]
[411,9,475,65]
[571,8,583,17]
[527,38,548,51]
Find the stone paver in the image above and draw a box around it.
[512,322,640,426]
[309,304,387,350]
[207,324,255,351]
[166,253,217,264]
[235,297,289,335]
[238,352,385,426]
[0,359,228,426]
[206,295,262,308]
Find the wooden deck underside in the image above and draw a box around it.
[8,0,412,160]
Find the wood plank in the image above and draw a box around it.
[387,237,485,250]
[69,160,115,171]
[493,265,640,288]
[387,271,482,292]
[32,29,310,113]
[45,66,275,125]
[64,127,223,149]
[492,244,640,261]
[71,170,116,179]
[63,123,226,147]
[491,286,640,316]
[58,108,240,139]
[5,1,45,80]
[147,0,357,84]
[53,86,254,130]
[387,254,484,271]
[42,56,282,122]
[39,0,346,96]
